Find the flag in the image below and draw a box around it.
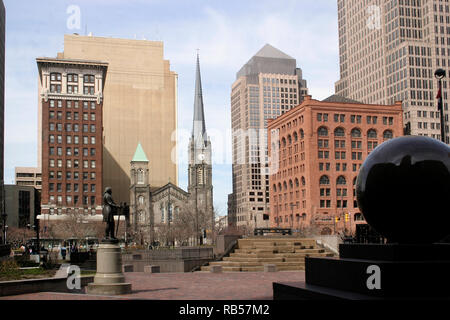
[437,85,443,111]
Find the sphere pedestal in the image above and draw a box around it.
[273,136,450,300]
[87,239,132,295]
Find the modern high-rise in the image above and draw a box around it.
[37,57,108,221]
[40,34,178,204]
[229,44,309,231]
[335,0,450,143]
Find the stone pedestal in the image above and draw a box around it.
[144,265,160,273]
[87,240,132,295]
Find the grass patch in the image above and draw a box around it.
[0,260,56,281]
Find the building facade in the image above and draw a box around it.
[4,185,37,229]
[50,34,178,204]
[15,167,42,190]
[37,57,108,223]
[268,95,403,235]
[335,0,450,143]
[229,44,309,231]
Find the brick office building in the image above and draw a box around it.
[37,57,108,221]
[268,95,403,235]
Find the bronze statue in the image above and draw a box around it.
[102,187,121,240]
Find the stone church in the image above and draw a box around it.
[129,55,213,245]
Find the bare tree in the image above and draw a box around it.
[46,212,103,241]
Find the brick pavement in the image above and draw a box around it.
[0,271,305,300]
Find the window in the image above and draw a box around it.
[383,130,394,140]
[337,176,347,185]
[367,129,377,139]
[334,127,345,137]
[319,175,330,185]
[318,127,328,136]
[351,128,361,138]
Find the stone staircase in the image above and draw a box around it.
[200,237,335,272]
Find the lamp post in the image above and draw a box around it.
[1,213,7,244]
[435,68,446,143]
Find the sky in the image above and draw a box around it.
[3,0,340,215]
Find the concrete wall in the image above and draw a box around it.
[313,235,342,254]
[214,235,241,256]
[122,247,214,273]
[0,276,94,297]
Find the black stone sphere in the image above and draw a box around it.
[356,136,450,244]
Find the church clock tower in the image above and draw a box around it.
[188,54,214,238]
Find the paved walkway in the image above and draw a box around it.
[0,271,305,300]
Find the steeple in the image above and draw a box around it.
[192,52,208,147]
[132,142,149,162]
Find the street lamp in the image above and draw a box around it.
[1,213,7,244]
[435,68,446,143]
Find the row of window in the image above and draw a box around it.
[49,159,96,169]
[48,195,96,206]
[48,207,97,216]
[49,111,96,121]
[50,85,95,95]
[50,73,95,83]
[49,171,96,180]
[317,127,393,139]
[49,147,96,157]
[317,114,394,125]
[49,123,96,133]
[49,135,97,145]
[50,100,97,109]
[49,183,96,193]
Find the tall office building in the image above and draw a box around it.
[230,44,309,231]
[39,35,178,204]
[336,0,450,143]
[37,57,108,220]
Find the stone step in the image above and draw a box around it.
[223,257,284,263]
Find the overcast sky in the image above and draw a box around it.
[3,0,340,215]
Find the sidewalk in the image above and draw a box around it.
[0,271,305,300]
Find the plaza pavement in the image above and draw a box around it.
[0,271,305,300]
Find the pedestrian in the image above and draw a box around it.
[60,244,67,260]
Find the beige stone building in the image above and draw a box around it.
[42,34,178,204]
[229,44,309,231]
[14,167,42,190]
[336,0,450,143]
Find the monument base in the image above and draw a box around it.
[274,243,450,300]
[86,239,132,296]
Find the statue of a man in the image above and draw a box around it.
[103,187,121,240]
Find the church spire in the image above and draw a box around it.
[192,52,207,147]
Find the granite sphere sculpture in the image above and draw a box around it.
[356,136,450,244]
